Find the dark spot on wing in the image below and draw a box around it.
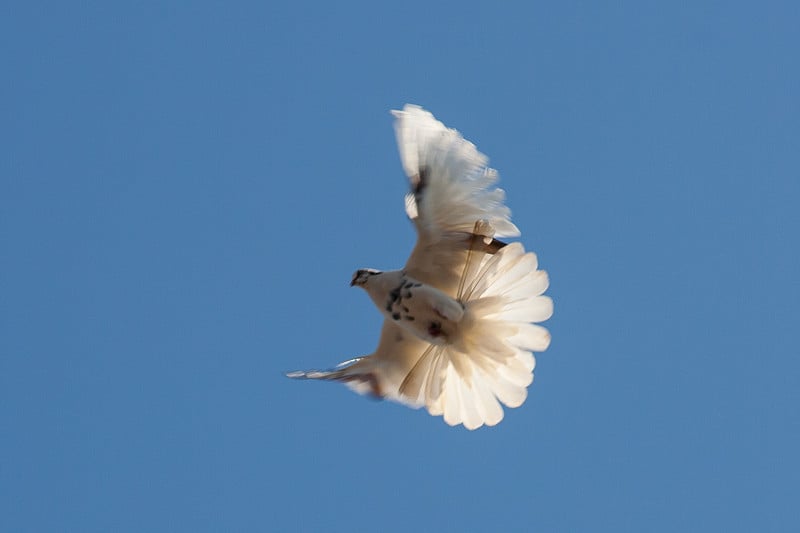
[405,316,415,321]
[402,306,409,313]
[392,313,401,320]
[414,166,429,198]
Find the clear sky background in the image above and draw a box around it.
[2,1,798,532]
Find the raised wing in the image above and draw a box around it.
[392,105,520,296]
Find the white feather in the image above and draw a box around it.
[393,105,520,240]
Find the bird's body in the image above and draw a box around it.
[355,269,465,346]
[287,105,553,429]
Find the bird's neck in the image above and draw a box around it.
[364,270,405,310]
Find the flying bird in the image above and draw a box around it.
[287,105,552,429]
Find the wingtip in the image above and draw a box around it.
[391,103,426,117]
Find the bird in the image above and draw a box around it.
[287,104,553,430]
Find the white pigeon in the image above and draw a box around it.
[287,105,553,430]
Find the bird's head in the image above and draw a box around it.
[351,268,382,287]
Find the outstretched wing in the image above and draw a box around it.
[287,321,431,408]
[392,104,520,296]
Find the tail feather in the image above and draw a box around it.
[511,269,549,299]
[425,351,448,416]
[458,379,483,428]
[471,374,504,427]
[509,323,551,352]
[488,295,553,323]
[443,364,465,427]
[497,353,535,388]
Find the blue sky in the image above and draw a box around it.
[2,1,798,531]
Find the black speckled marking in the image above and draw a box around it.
[387,283,405,313]
[405,292,412,298]
[405,316,415,321]
[428,321,442,337]
[392,313,401,320]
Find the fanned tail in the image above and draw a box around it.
[398,242,552,430]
